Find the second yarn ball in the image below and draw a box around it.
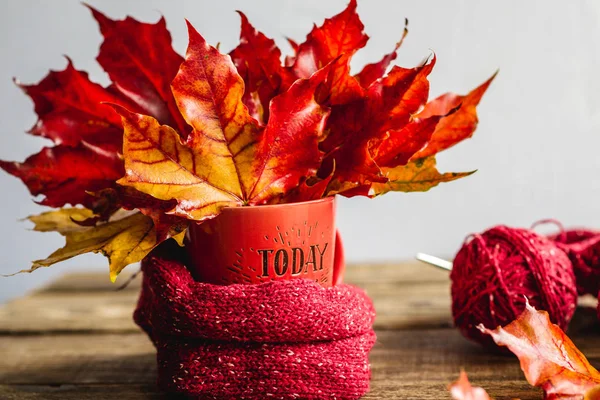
[551,228,600,296]
[450,225,577,347]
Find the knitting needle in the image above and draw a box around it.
[415,252,453,271]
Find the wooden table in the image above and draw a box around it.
[0,262,598,399]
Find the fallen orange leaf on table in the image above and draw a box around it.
[479,300,600,400]
[449,371,492,400]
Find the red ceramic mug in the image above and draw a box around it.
[186,197,345,287]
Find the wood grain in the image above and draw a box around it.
[1,262,598,399]
[0,385,166,400]
[0,382,539,400]
[37,262,448,294]
[0,330,547,399]
[0,263,452,334]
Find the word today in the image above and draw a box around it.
[257,243,329,277]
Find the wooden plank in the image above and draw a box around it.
[0,329,554,399]
[38,271,142,293]
[1,266,598,399]
[0,264,452,334]
[38,262,447,293]
[1,266,594,334]
[344,262,448,285]
[0,284,452,334]
[0,385,164,400]
[0,381,538,400]
[0,333,155,385]
[0,291,139,334]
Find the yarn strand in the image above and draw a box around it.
[450,225,577,347]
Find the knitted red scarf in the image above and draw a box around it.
[134,246,376,399]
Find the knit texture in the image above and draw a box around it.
[551,228,600,296]
[134,246,376,399]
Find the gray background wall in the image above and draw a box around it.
[1,0,598,303]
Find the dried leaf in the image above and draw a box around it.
[369,59,436,132]
[7,210,167,282]
[318,53,365,106]
[28,207,97,233]
[355,18,408,88]
[449,371,492,400]
[292,0,368,78]
[0,145,123,208]
[365,157,474,197]
[16,59,133,152]
[414,72,497,159]
[230,11,294,123]
[87,6,188,135]
[250,68,330,203]
[322,58,436,193]
[89,187,188,244]
[116,110,236,221]
[371,115,443,168]
[480,300,600,399]
[272,164,335,204]
[117,21,330,221]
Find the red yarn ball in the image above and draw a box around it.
[450,225,577,347]
[551,229,600,296]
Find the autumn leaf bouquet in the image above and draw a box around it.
[0,2,497,398]
[2,0,493,283]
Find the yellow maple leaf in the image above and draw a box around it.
[8,209,163,282]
